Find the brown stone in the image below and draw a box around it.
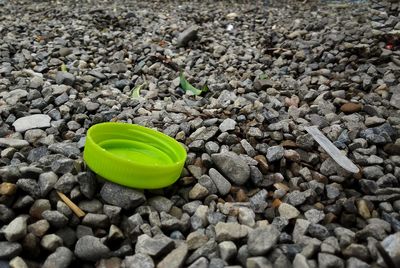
[273,182,289,192]
[272,199,282,208]
[384,144,400,155]
[254,155,269,174]
[236,189,248,202]
[0,182,17,195]
[281,140,298,148]
[340,103,362,113]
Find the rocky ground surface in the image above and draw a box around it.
[1,0,400,267]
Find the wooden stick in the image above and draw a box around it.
[56,191,86,218]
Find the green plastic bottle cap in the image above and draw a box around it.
[83,122,187,189]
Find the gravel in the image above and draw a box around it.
[211,152,250,185]
[74,235,110,261]
[1,0,400,266]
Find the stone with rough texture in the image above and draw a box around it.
[247,225,280,255]
[215,222,248,241]
[100,182,145,210]
[0,241,22,259]
[278,203,300,219]
[318,253,344,268]
[381,232,400,264]
[157,243,188,268]
[177,26,198,47]
[135,234,174,258]
[266,146,285,162]
[0,138,29,148]
[12,114,51,132]
[211,152,250,185]
[208,168,231,195]
[390,87,400,109]
[74,235,110,261]
[123,253,154,268]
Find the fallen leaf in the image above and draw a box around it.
[179,72,208,96]
[131,82,146,100]
[60,64,68,72]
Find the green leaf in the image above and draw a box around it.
[179,72,208,96]
[259,73,268,80]
[61,64,68,72]
[131,83,145,99]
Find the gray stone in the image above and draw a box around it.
[157,243,188,268]
[123,253,154,268]
[189,126,219,141]
[30,76,44,88]
[177,26,198,47]
[77,171,96,199]
[293,254,310,268]
[318,253,344,268]
[28,219,50,237]
[187,257,208,268]
[74,235,110,261]
[110,62,127,73]
[41,234,63,251]
[0,138,29,148]
[266,146,284,162]
[247,225,280,255]
[188,140,205,152]
[307,223,330,240]
[82,213,109,229]
[54,173,77,193]
[390,87,400,109]
[205,141,220,154]
[208,168,231,195]
[148,196,173,212]
[342,243,369,262]
[42,247,74,268]
[29,199,51,219]
[59,47,73,57]
[16,178,40,198]
[100,182,145,210]
[278,203,300,219]
[215,222,248,241]
[240,139,257,157]
[55,71,75,86]
[211,152,250,185]
[362,166,384,180]
[9,256,28,268]
[0,241,22,259]
[286,190,307,206]
[4,216,27,242]
[218,241,237,261]
[28,146,49,163]
[246,257,272,268]
[381,232,400,264]
[187,230,209,250]
[38,172,58,196]
[219,118,236,132]
[54,92,69,105]
[48,142,80,158]
[51,157,76,174]
[135,234,174,258]
[346,257,370,268]
[304,209,325,223]
[12,114,51,132]
[238,207,256,227]
[186,240,217,264]
[42,210,68,228]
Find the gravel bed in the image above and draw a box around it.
[1,0,400,267]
